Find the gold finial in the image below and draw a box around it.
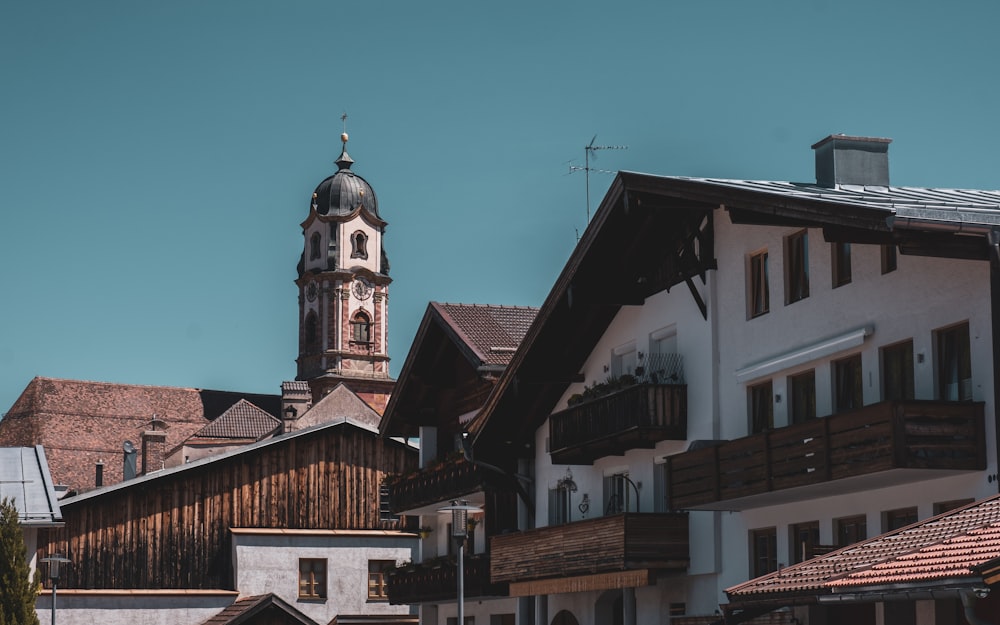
[341,112,349,145]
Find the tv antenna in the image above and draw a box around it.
[569,135,627,223]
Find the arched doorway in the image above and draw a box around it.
[550,610,580,625]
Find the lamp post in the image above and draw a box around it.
[439,500,482,625]
[40,554,71,625]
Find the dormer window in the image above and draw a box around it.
[351,231,368,260]
[351,311,371,343]
[309,232,322,261]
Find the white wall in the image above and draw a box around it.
[36,591,236,625]
[232,530,417,625]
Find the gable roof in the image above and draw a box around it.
[0,446,62,526]
[379,303,537,438]
[726,495,1000,609]
[470,169,1000,457]
[295,382,382,431]
[192,399,281,441]
[200,593,316,625]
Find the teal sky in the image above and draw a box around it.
[2,1,1000,412]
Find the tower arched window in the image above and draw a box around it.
[351,231,368,260]
[304,311,319,350]
[310,232,322,261]
[351,311,371,343]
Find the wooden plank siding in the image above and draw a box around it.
[667,400,985,510]
[40,423,416,590]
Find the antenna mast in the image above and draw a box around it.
[569,135,628,223]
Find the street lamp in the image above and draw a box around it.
[439,500,482,625]
[40,554,71,625]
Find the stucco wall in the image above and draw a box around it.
[35,591,237,625]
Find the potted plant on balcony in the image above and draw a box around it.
[417,526,433,539]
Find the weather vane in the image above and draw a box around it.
[569,135,628,223]
[341,112,349,144]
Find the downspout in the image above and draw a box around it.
[961,590,996,625]
[989,228,1000,495]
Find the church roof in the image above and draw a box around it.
[311,136,380,220]
[191,399,281,441]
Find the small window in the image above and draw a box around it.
[310,232,322,261]
[834,354,863,413]
[790,521,820,564]
[750,528,777,577]
[784,230,809,304]
[491,615,516,625]
[837,515,867,547]
[882,341,914,401]
[652,462,669,513]
[610,344,637,378]
[884,507,917,531]
[936,322,972,401]
[548,486,571,525]
[304,312,318,349]
[368,560,393,600]
[351,311,371,343]
[299,558,327,599]
[351,231,369,259]
[748,380,773,433]
[789,370,816,424]
[881,244,897,274]
[832,242,851,287]
[748,250,769,318]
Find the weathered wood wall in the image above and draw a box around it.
[40,423,416,589]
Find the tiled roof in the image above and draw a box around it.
[192,400,280,441]
[199,593,316,625]
[432,303,538,367]
[294,383,381,431]
[727,495,1000,602]
[0,377,280,492]
[0,446,61,526]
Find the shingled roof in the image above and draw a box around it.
[199,593,315,625]
[726,495,1000,609]
[191,399,281,441]
[432,303,538,368]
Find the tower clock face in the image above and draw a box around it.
[305,283,318,302]
[352,277,373,300]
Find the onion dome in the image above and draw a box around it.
[311,132,380,218]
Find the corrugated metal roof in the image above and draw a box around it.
[0,446,62,525]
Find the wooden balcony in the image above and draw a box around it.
[385,554,506,605]
[490,513,688,588]
[549,384,687,464]
[667,400,986,511]
[386,456,496,514]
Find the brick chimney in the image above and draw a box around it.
[141,429,167,475]
[812,134,891,188]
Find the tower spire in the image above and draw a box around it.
[336,112,353,170]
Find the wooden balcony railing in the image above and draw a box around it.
[385,553,506,605]
[490,513,688,584]
[386,457,495,514]
[667,400,986,510]
[549,384,687,464]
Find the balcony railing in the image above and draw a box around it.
[549,384,687,464]
[666,400,986,510]
[385,554,506,605]
[386,456,496,514]
[490,513,688,584]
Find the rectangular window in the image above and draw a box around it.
[368,560,393,600]
[882,340,914,401]
[750,528,778,577]
[884,507,918,531]
[299,558,327,599]
[748,250,770,318]
[490,615,516,625]
[832,242,852,287]
[881,244,897,274]
[653,462,669,513]
[790,521,820,564]
[934,499,973,515]
[789,370,816,423]
[834,354,863,413]
[785,230,810,304]
[748,381,773,433]
[837,515,867,547]
[937,322,972,401]
[610,344,637,378]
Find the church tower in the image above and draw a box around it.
[294,131,394,414]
